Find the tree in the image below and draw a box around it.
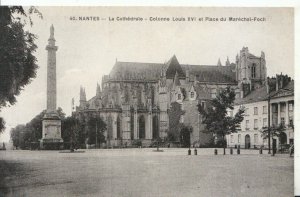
[87,116,107,147]
[261,123,286,154]
[9,108,66,149]
[168,102,185,142]
[198,87,245,155]
[0,6,42,133]
[62,116,79,151]
[180,126,192,148]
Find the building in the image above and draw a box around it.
[74,47,267,147]
[226,74,294,149]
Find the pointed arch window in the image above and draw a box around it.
[251,63,256,78]
[190,91,195,98]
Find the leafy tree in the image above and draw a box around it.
[168,102,185,142]
[0,6,42,133]
[180,126,192,148]
[10,124,24,149]
[61,116,80,150]
[261,124,285,141]
[0,118,5,133]
[87,116,107,147]
[198,86,245,154]
[261,123,286,154]
[9,108,66,149]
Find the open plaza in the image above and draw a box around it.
[0,148,293,197]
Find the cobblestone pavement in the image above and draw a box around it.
[0,148,293,197]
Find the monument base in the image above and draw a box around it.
[40,112,63,150]
[40,138,64,150]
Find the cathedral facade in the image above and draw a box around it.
[74,47,267,147]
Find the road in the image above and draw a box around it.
[0,148,293,197]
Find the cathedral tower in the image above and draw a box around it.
[236,47,267,97]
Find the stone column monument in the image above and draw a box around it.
[40,25,63,149]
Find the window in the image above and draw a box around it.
[211,88,217,98]
[246,120,250,130]
[254,107,258,115]
[254,134,258,144]
[289,103,293,111]
[191,92,195,98]
[281,117,285,126]
[251,63,256,78]
[272,105,278,113]
[263,118,267,127]
[245,108,249,116]
[289,118,293,127]
[238,134,241,143]
[127,122,130,130]
[201,101,205,109]
[254,119,258,130]
[280,104,285,112]
[263,106,267,114]
[178,94,181,100]
[230,135,234,143]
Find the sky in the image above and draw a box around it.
[0,7,294,142]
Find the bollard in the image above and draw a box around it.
[259,148,263,154]
[230,148,233,155]
[194,148,197,155]
[237,148,240,155]
[214,149,218,155]
[188,148,191,155]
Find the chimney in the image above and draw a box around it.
[275,75,279,91]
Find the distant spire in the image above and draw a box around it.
[96,83,101,97]
[226,56,230,66]
[83,88,86,101]
[217,58,222,66]
[80,86,86,102]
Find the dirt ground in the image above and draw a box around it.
[0,148,294,197]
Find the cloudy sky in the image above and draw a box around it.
[0,7,294,142]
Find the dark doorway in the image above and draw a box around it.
[117,116,121,139]
[139,115,145,139]
[245,134,251,149]
[152,116,159,139]
[279,132,287,145]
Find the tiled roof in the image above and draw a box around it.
[109,61,163,80]
[165,55,185,79]
[283,80,294,91]
[235,85,269,105]
[108,56,237,84]
[234,80,294,105]
[182,64,236,84]
[194,85,211,100]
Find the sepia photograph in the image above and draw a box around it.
[0,5,296,197]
